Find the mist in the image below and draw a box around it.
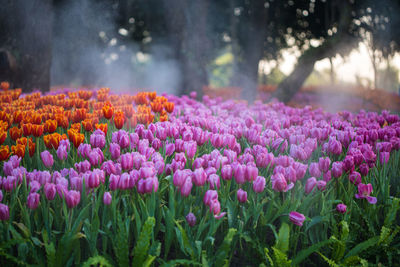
[51,0,180,95]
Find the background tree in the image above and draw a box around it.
[0,0,53,92]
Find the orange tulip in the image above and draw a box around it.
[10,126,22,141]
[148,92,157,101]
[0,81,10,91]
[55,114,69,129]
[28,139,35,157]
[130,115,137,129]
[13,110,23,124]
[0,130,6,145]
[22,123,33,136]
[71,123,81,132]
[114,113,125,130]
[95,123,108,135]
[68,129,85,148]
[163,102,174,113]
[151,101,163,113]
[32,124,44,137]
[102,103,114,120]
[45,119,58,133]
[0,121,8,131]
[31,113,42,124]
[160,114,168,122]
[0,145,10,161]
[11,144,25,158]
[123,105,134,118]
[82,119,93,132]
[16,137,27,146]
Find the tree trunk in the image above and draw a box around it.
[164,0,209,98]
[273,0,353,103]
[231,1,268,103]
[1,0,53,92]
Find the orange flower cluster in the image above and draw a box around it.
[0,83,175,161]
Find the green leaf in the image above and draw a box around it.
[114,214,129,267]
[263,248,274,267]
[317,252,339,267]
[275,223,290,253]
[13,222,31,239]
[272,247,291,267]
[174,220,195,260]
[82,255,113,267]
[344,236,379,259]
[385,198,400,227]
[132,216,156,267]
[159,259,202,267]
[201,250,209,267]
[214,228,237,267]
[292,238,334,265]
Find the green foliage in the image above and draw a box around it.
[132,216,156,267]
[82,255,113,267]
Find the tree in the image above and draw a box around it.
[0,0,53,92]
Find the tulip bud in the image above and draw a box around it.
[103,192,112,205]
[65,190,81,208]
[186,212,196,227]
[27,192,40,210]
[331,162,343,178]
[237,188,247,203]
[0,203,9,220]
[193,168,207,186]
[305,177,317,194]
[289,211,306,227]
[40,151,54,168]
[44,183,56,200]
[336,203,347,214]
[252,176,266,193]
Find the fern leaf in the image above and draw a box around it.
[132,216,155,267]
[214,228,237,267]
[114,214,129,267]
[272,247,291,267]
[82,255,113,267]
[317,252,339,267]
[292,238,334,265]
[275,223,290,253]
[344,236,379,259]
[159,259,202,267]
[385,198,400,227]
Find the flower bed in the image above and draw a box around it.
[0,83,400,266]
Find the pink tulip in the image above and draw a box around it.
[65,190,81,208]
[103,192,112,205]
[289,211,306,227]
[309,163,321,178]
[253,176,266,193]
[355,183,377,204]
[237,188,247,203]
[186,212,196,226]
[203,190,218,207]
[0,203,9,220]
[193,168,207,186]
[44,183,56,200]
[234,164,246,184]
[331,162,343,178]
[109,143,121,160]
[27,192,40,210]
[336,203,347,214]
[41,151,54,168]
[180,176,193,197]
[208,174,220,190]
[349,171,362,185]
[305,177,317,194]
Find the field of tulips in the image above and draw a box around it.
[0,81,400,266]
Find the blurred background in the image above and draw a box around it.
[0,0,400,111]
